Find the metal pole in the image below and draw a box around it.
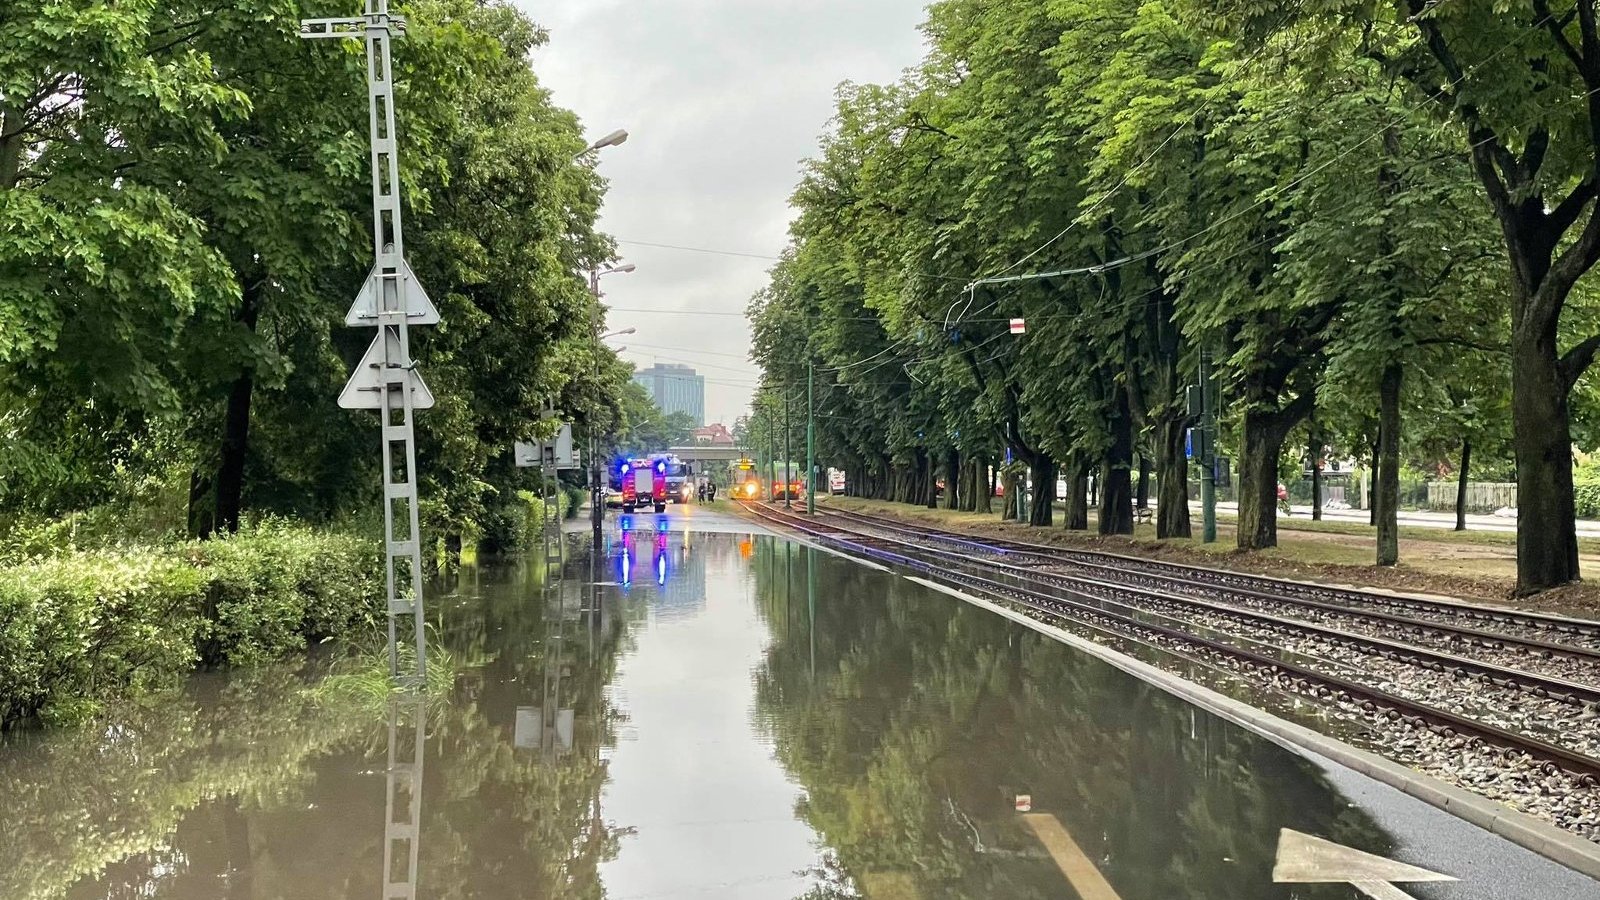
[784,389,793,509]
[806,363,815,515]
[301,0,428,684]
[768,395,776,503]
[589,268,604,543]
[1201,347,1217,544]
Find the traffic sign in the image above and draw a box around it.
[346,259,439,326]
[1272,829,1454,900]
[1009,318,1027,334]
[338,331,435,409]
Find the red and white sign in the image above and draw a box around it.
[1014,794,1032,812]
[1009,318,1027,334]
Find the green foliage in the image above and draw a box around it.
[0,0,611,556]
[1574,460,1600,519]
[0,550,203,726]
[0,524,381,728]
[188,523,382,666]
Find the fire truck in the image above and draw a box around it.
[619,458,669,514]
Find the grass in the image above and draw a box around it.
[308,629,459,707]
[811,495,1567,605]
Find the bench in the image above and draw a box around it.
[1134,506,1154,525]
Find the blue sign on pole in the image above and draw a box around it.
[1185,429,1194,460]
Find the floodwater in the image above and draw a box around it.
[0,508,1594,899]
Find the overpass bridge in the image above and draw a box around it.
[666,446,752,468]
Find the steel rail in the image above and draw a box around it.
[801,509,1600,705]
[823,507,1600,656]
[741,501,1600,781]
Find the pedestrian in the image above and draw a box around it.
[707,481,717,502]
[697,481,707,502]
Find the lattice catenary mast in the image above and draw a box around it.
[301,2,439,685]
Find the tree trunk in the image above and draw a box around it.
[974,456,993,515]
[206,284,262,537]
[925,454,939,509]
[188,469,215,539]
[1376,361,1402,566]
[1310,430,1323,522]
[1099,461,1133,535]
[1066,460,1090,531]
[1237,409,1295,551]
[943,448,960,510]
[214,366,255,535]
[1028,458,1056,527]
[1100,392,1135,534]
[1001,469,1022,522]
[1455,438,1471,532]
[1368,434,1379,527]
[1155,415,1191,539]
[1512,338,1579,592]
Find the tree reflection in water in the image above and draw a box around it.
[750,536,1388,900]
[1,545,634,900]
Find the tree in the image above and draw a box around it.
[0,0,244,513]
[1194,0,1600,589]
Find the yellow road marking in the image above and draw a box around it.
[1022,813,1123,900]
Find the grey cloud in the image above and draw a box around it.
[519,0,929,424]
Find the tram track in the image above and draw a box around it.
[739,500,1600,842]
[821,507,1600,680]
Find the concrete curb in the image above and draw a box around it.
[907,576,1600,882]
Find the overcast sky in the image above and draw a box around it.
[520,1,931,425]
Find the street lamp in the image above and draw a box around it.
[574,128,630,544]
[577,129,629,158]
[589,262,636,541]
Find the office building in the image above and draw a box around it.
[632,363,706,426]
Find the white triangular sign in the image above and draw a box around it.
[339,331,435,410]
[1273,829,1454,898]
[346,259,439,327]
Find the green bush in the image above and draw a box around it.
[0,552,204,726]
[1576,467,1600,519]
[0,523,382,728]
[188,523,382,666]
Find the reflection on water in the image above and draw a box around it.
[0,527,1418,900]
[748,535,1387,900]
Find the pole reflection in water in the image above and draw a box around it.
[382,693,425,900]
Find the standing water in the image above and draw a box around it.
[1,516,1592,898]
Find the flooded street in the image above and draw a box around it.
[1,509,1594,899]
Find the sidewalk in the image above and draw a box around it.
[1194,501,1600,538]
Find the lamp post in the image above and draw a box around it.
[588,265,635,542]
[806,362,815,515]
[573,129,628,545]
[783,389,793,509]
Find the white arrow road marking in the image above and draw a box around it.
[1021,813,1123,900]
[1274,829,1456,900]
